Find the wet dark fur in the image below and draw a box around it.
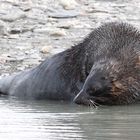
[0,22,140,106]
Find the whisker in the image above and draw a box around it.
[89,99,100,108]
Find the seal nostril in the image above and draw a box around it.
[87,88,95,96]
[101,76,107,80]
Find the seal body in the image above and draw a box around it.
[0,44,87,100]
[0,22,140,106]
[0,52,84,100]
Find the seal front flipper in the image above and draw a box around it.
[0,69,31,97]
[0,74,16,95]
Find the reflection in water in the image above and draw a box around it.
[0,96,89,140]
[0,96,140,140]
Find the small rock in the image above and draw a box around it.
[23,59,41,66]
[19,1,32,12]
[58,20,80,29]
[5,58,17,63]
[40,46,53,54]
[48,18,58,22]
[0,20,9,35]
[86,8,108,14]
[33,28,49,34]
[0,57,6,64]
[59,0,78,10]
[48,9,79,18]
[6,57,24,63]
[51,48,65,55]
[17,67,26,71]
[0,7,26,22]
[8,34,19,39]
[9,27,32,34]
[10,28,21,34]
[50,29,66,37]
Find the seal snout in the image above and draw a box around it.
[73,89,99,107]
[74,71,113,106]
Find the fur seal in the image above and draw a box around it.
[0,22,140,106]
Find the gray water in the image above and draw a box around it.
[0,96,140,140]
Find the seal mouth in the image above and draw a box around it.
[75,97,100,108]
[74,89,113,107]
[88,99,100,108]
[73,90,102,108]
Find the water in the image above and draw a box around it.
[0,96,140,140]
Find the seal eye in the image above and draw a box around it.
[101,77,107,80]
[110,76,117,83]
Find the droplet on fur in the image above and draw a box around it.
[113,81,123,89]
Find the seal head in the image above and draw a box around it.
[74,55,140,106]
